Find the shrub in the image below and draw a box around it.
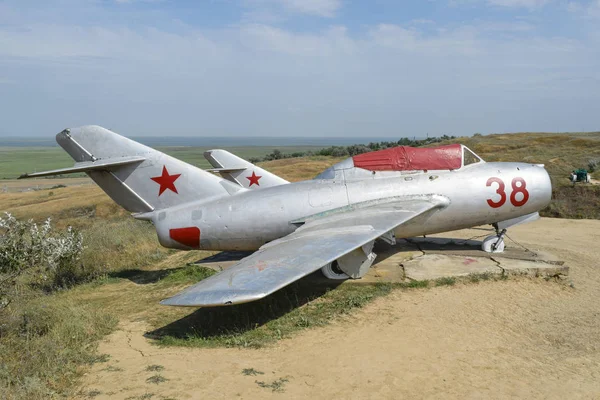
[0,213,84,308]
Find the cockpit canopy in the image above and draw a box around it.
[315,144,483,180]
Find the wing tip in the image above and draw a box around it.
[160,290,268,307]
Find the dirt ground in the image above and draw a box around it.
[76,218,600,399]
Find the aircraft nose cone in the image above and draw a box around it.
[536,165,552,209]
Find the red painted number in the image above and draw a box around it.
[486,177,529,208]
[510,177,529,207]
[486,177,506,208]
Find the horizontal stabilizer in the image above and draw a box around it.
[206,167,246,173]
[18,156,146,179]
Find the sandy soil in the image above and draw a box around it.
[76,218,600,399]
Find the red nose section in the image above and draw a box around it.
[169,227,200,248]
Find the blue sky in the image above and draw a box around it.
[0,0,599,137]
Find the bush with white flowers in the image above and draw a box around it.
[0,212,83,308]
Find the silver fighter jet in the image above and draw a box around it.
[20,126,552,307]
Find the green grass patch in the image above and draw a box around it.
[255,377,290,393]
[435,277,456,286]
[404,280,429,289]
[145,365,165,372]
[158,264,217,284]
[242,368,264,376]
[468,272,495,283]
[146,374,168,385]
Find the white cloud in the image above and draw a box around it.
[113,0,164,3]
[245,0,342,18]
[583,0,600,18]
[566,1,600,22]
[487,0,549,8]
[280,0,341,17]
[238,24,354,55]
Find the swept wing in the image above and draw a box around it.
[161,194,449,307]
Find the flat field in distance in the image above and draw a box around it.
[0,145,324,179]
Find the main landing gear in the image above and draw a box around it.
[482,223,506,253]
[321,260,350,280]
[320,240,377,280]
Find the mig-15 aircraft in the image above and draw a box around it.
[20,126,551,307]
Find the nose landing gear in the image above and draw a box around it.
[482,223,506,253]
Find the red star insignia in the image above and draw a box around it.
[151,166,181,196]
[246,171,262,187]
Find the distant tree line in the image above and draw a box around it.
[248,135,457,163]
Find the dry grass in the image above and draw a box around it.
[259,156,343,182]
[0,184,174,399]
[1,131,599,397]
[0,298,117,399]
[0,184,122,229]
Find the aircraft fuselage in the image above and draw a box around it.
[152,162,551,251]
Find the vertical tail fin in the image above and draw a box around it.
[204,149,289,189]
[56,126,243,212]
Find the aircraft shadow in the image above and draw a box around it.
[193,250,253,263]
[110,251,254,284]
[146,271,342,340]
[109,268,180,284]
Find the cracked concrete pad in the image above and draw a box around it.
[496,258,569,278]
[356,236,568,283]
[403,254,502,281]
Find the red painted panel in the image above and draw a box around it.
[352,144,462,171]
[169,227,200,248]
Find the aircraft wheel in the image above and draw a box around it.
[482,235,505,253]
[321,260,350,280]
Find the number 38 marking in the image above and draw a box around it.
[486,177,529,208]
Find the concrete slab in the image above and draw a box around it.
[402,254,501,281]
[359,236,568,283]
